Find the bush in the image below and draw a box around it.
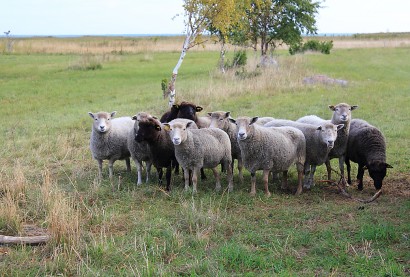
[289,39,333,55]
[225,50,247,69]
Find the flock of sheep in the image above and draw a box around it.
[88,101,392,198]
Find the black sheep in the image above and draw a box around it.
[345,119,392,191]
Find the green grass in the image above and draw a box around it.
[0,43,409,276]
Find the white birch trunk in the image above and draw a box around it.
[168,33,193,107]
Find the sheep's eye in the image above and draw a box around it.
[219,118,223,121]
[95,118,97,121]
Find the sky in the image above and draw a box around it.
[2,0,410,36]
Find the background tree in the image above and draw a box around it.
[164,0,240,106]
[233,0,321,57]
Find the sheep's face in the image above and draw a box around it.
[177,102,203,121]
[136,118,161,143]
[163,122,192,145]
[132,112,154,138]
[88,111,116,133]
[318,123,344,149]
[208,111,231,129]
[329,103,358,123]
[366,161,392,190]
[230,116,258,141]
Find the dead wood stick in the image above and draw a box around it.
[0,235,50,245]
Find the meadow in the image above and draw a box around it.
[0,35,409,276]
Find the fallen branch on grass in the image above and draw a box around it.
[0,234,50,245]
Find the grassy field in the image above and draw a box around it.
[0,36,409,276]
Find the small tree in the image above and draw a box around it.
[164,0,240,106]
[232,0,321,57]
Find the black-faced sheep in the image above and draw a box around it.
[135,117,177,191]
[163,120,233,193]
[297,103,358,185]
[88,111,133,180]
[208,111,244,183]
[127,112,154,185]
[265,119,344,189]
[229,116,306,196]
[346,119,392,191]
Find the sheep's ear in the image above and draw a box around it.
[336,124,344,130]
[196,106,203,112]
[155,125,161,131]
[249,117,259,125]
[163,123,171,131]
[186,121,193,129]
[111,111,117,118]
[207,112,212,117]
[328,105,336,111]
[351,105,359,111]
[132,115,138,120]
[225,111,231,118]
[88,112,95,119]
[228,118,236,124]
[173,104,179,109]
[316,126,322,131]
[385,163,393,169]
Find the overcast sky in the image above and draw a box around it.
[2,0,409,36]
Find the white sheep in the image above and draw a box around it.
[163,120,233,193]
[127,112,154,185]
[297,103,358,185]
[88,111,134,180]
[229,116,306,196]
[264,119,343,189]
[208,111,244,182]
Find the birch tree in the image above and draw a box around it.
[164,0,240,106]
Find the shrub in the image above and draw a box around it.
[289,39,333,55]
[225,50,247,69]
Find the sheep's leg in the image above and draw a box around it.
[125,157,131,173]
[108,159,115,181]
[295,169,304,196]
[356,163,365,191]
[133,158,143,185]
[325,159,332,180]
[237,158,244,183]
[145,161,152,184]
[183,167,190,191]
[345,159,352,185]
[157,167,163,185]
[262,169,271,197]
[227,161,234,192]
[165,165,172,191]
[97,159,103,180]
[309,165,317,188]
[281,171,288,190]
[200,168,207,180]
[212,167,221,192]
[338,156,347,187]
[303,163,311,189]
[192,168,199,194]
[250,172,257,196]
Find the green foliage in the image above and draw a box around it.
[289,39,333,55]
[225,49,248,69]
[161,78,168,94]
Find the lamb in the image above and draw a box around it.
[229,116,306,196]
[255,117,275,126]
[88,111,134,180]
[345,119,392,191]
[163,120,233,193]
[264,119,344,189]
[208,111,244,182]
[127,112,154,185]
[135,117,177,191]
[297,103,358,185]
